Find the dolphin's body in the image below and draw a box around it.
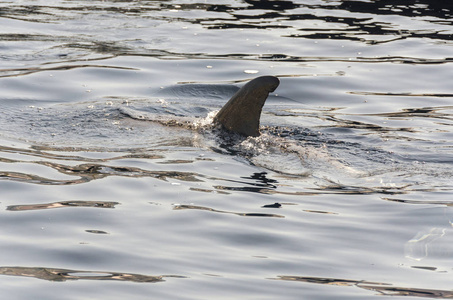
[120,76,280,137]
[214,76,280,137]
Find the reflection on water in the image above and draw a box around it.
[173,204,284,218]
[0,144,163,162]
[383,198,453,206]
[0,266,184,283]
[166,0,453,44]
[274,276,453,298]
[262,202,282,208]
[0,162,201,185]
[405,228,453,261]
[0,64,137,79]
[85,230,109,234]
[0,143,202,185]
[0,0,452,75]
[213,178,415,196]
[7,200,119,211]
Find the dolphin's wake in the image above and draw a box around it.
[0,76,451,189]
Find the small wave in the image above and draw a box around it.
[0,266,185,283]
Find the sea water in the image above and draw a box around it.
[0,1,453,299]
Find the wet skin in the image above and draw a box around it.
[214,76,280,137]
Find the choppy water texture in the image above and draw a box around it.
[1,1,453,299]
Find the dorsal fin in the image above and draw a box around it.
[213,76,280,137]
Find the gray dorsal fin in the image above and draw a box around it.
[213,76,280,137]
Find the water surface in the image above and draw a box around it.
[1,1,453,299]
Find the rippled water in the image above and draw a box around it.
[1,1,453,299]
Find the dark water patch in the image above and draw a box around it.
[157,159,193,164]
[0,171,85,186]
[173,204,284,218]
[241,172,278,185]
[187,54,453,65]
[85,230,109,234]
[213,185,316,196]
[0,63,136,79]
[128,53,453,65]
[59,163,202,183]
[273,275,386,286]
[0,3,163,23]
[366,106,453,121]
[0,161,202,186]
[335,0,453,22]
[262,203,282,208]
[287,27,453,46]
[318,115,416,133]
[160,0,453,44]
[211,172,280,191]
[0,5,55,23]
[0,33,63,42]
[0,266,184,283]
[7,200,119,211]
[215,172,419,196]
[351,92,453,99]
[129,53,453,65]
[303,209,338,215]
[273,275,453,298]
[383,198,453,206]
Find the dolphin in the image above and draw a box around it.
[213,76,280,137]
[120,76,280,137]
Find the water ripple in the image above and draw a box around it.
[7,200,119,211]
[0,266,184,283]
[273,275,453,298]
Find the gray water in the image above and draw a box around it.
[1,1,453,299]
